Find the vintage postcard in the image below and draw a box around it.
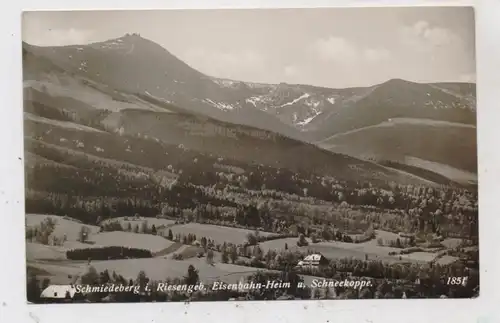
[22,7,478,303]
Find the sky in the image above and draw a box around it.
[22,7,476,88]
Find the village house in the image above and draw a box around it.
[40,285,77,303]
[297,254,329,268]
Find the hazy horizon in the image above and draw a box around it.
[22,7,476,88]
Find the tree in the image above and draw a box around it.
[79,226,90,243]
[221,248,229,264]
[168,229,173,240]
[230,246,238,264]
[81,266,99,285]
[206,249,214,265]
[359,287,373,299]
[322,228,332,241]
[184,265,199,286]
[151,224,157,235]
[161,205,170,217]
[285,243,288,250]
[100,270,111,284]
[26,274,41,303]
[127,222,132,232]
[297,234,308,247]
[141,221,148,234]
[247,233,258,246]
[41,278,50,293]
[134,224,139,233]
[136,270,149,294]
[201,237,207,249]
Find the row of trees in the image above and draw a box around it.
[66,246,153,260]
[25,217,58,245]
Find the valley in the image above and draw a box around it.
[23,34,478,303]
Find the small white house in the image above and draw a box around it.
[297,254,329,267]
[40,285,77,300]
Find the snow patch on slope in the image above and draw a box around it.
[305,100,321,109]
[204,98,235,111]
[280,93,310,108]
[212,79,240,88]
[245,96,262,107]
[297,111,322,126]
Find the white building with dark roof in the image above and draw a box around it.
[297,254,329,267]
[40,285,77,300]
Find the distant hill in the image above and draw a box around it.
[22,34,477,187]
[318,118,477,185]
[22,36,302,140]
[22,61,430,186]
[307,78,475,140]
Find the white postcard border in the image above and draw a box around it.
[1,0,498,322]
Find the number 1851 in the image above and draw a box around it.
[447,277,468,286]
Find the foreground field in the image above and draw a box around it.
[89,231,174,253]
[166,223,274,245]
[26,242,67,261]
[26,214,100,241]
[28,257,273,286]
[26,214,180,253]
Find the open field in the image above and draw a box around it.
[91,257,274,284]
[404,156,477,185]
[27,257,275,286]
[24,77,165,113]
[26,214,100,241]
[399,252,441,262]
[26,242,67,261]
[25,112,104,133]
[166,223,275,245]
[441,238,463,249]
[435,255,460,266]
[320,118,474,143]
[88,231,174,252]
[258,230,441,264]
[27,261,85,285]
[318,118,477,184]
[24,151,77,169]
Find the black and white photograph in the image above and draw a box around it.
[22,7,479,304]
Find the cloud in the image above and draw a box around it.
[309,37,390,65]
[309,37,358,63]
[399,21,462,52]
[23,28,94,46]
[182,48,266,80]
[363,48,391,62]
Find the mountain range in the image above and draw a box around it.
[22,33,477,186]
